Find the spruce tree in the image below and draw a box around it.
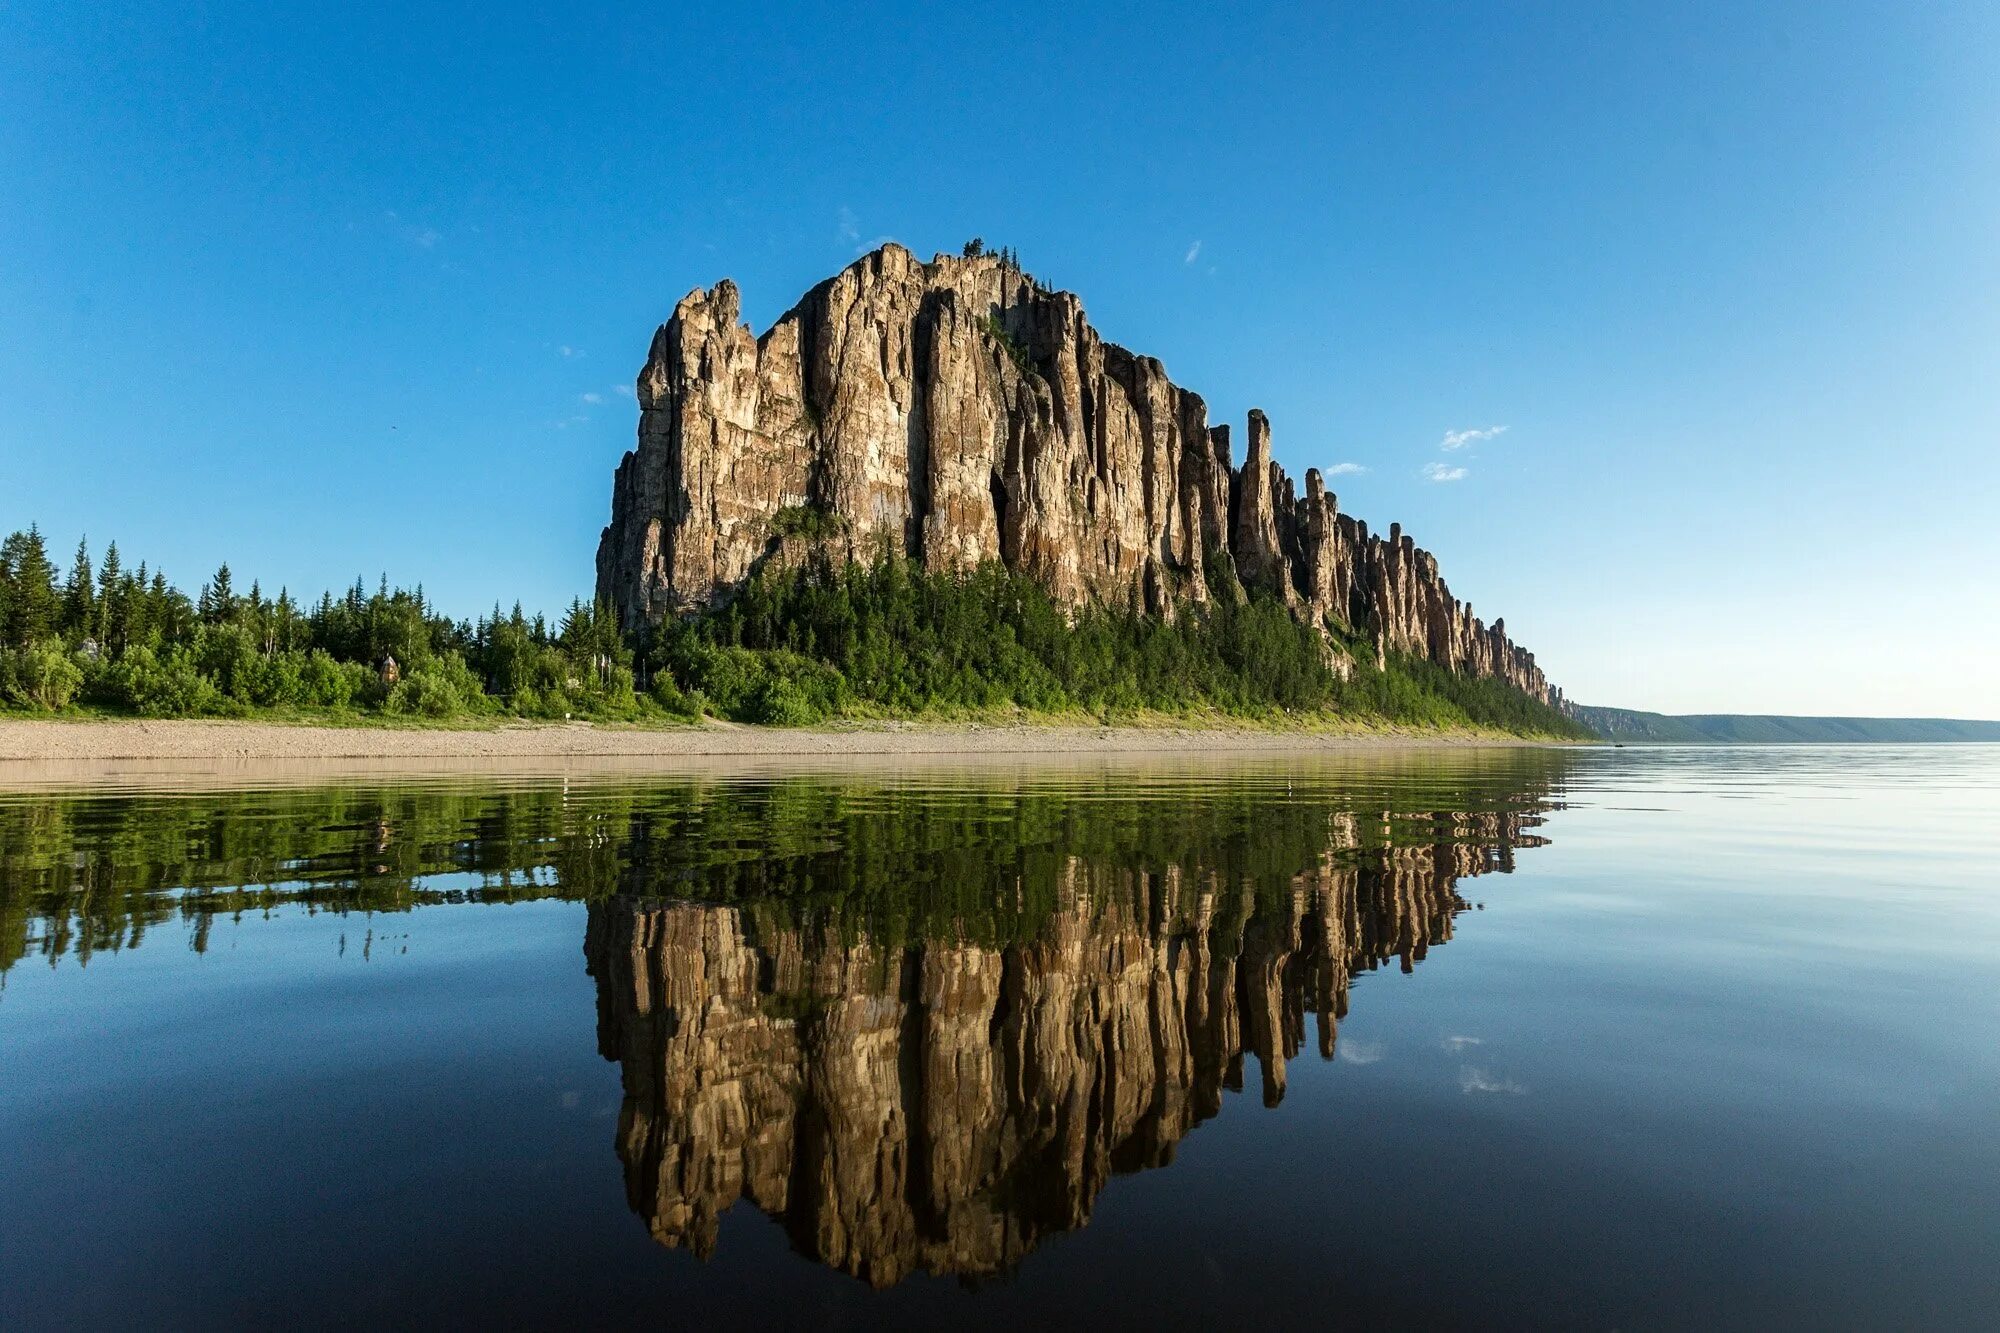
[202,562,235,625]
[148,571,173,643]
[97,542,124,645]
[0,526,60,647]
[0,535,13,647]
[63,536,95,640]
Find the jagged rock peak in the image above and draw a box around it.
[597,242,1557,704]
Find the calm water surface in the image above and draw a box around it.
[2,747,1997,1330]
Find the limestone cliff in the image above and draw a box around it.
[585,809,1547,1285]
[597,243,1557,704]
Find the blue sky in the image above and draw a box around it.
[4,1,1996,716]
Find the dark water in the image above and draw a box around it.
[3,747,1997,1330]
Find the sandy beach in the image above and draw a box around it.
[0,716,1549,764]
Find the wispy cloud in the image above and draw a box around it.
[1441,1035,1483,1052]
[1338,1039,1384,1066]
[613,383,634,398]
[1184,240,1202,265]
[1459,1066,1525,1095]
[557,345,582,360]
[1423,462,1468,483]
[835,207,899,256]
[382,209,440,250]
[1441,425,1506,451]
[1326,462,1368,476]
[580,392,604,405]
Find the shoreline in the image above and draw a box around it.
[0,716,1564,765]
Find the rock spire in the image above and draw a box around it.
[597,243,1557,704]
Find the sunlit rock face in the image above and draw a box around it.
[585,810,1547,1286]
[595,243,1558,704]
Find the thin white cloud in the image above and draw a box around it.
[557,345,581,359]
[382,209,442,250]
[1459,1065,1525,1095]
[1184,240,1202,264]
[836,205,860,247]
[1423,462,1468,483]
[1326,462,1368,476]
[1441,425,1507,451]
[1338,1039,1384,1065]
[580,392,604,405]
[613,384,634,398]
[1441,1035,1483,1051]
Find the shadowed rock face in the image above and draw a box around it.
[585,808,1548,1287]
[596,243,1558,704]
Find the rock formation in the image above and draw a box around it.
[585,805,1550,1285]
[597,243,1558,705]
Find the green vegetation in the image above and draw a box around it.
[0,524,656,724]
[979,312,1036,376]
[769,503,847,542]
[1,757,1572,975]
[0,523,1589,737]
[651,554,1591,737]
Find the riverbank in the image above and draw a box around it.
[0,715,1569,764]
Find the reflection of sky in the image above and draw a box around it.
[1241,744,2000,1327]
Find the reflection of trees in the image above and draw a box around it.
[587,799,1554,1286]
[1,759,1567,977]
[0,785,619,974]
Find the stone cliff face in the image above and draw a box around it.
[597,243,1557,704]
[585,810,1546,1285]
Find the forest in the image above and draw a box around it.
[0,524,1591,738]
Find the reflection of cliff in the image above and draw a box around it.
[586,812,1544,1286]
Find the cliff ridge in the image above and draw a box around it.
[597,244,1557,706]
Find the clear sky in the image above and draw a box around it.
[4,1,1996,717]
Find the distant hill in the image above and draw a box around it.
[1574,706,2000,744]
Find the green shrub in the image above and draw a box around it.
[430,652,491,712]
[103,646,221,717]
[385,667,464,718]
[250,651,306,707]
[770,505,847,542]
[192,624,262,702]
[663,640,847,724]
[300,650,366,708]
[647,671,701,720]
[749,676,819,726]
[979,313,1035,376]
[592,662,640,714]
[672,642,762,718]
[1,640,84,711]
